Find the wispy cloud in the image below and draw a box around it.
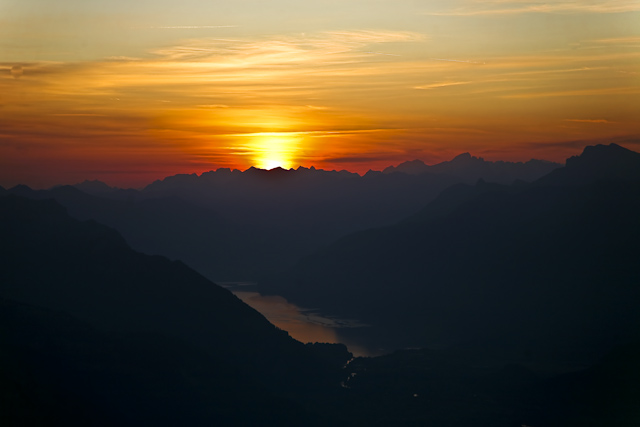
[415,81,472,90]
[564,119,612,123]
[430,58,485,64]
[429,0,640,16]
[592,36,640,44]
[149,26,237,29]
[222,128,402,138]
[502,86,640,98]
[152,30,424,63]
[362,51,401,57]
[2,25,638,184]
[49,113,107,117]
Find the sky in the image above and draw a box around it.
[1,0,639,188]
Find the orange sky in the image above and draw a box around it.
[1,1,639,188]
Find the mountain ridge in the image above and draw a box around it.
[0,195,350,396]
[259,143,640,360]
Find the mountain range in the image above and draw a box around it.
[1,144,638,425]
[383,153,559,184]
[0,195,351,425]
[260,144,640,364]
[4,153,560,282]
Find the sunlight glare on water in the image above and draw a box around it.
[221,283,374,356]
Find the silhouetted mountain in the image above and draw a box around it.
[13,169,461,281]
[0,297,333,427]
[261,144,640,364]
[11,153,559,283]
[323,342,640,427]
[137,154,558,279]
[3,196,635,426]
[528,341,640,426]
[536,143,640,186]
[7,185,254,281]
[139,166,461,277]
[383,154,560,184]
[383,159,430,175]
[72,179,117,194]
[0,195,352,425]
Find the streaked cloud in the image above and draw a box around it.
[564,119,612,123]
[149,26,238,29]
[501,86,640,98]
[430,0,640,15]
[152,30,424,63]
[2,16,639,186]
[414,81,472,90]
[430,58,485,64]
[592,36,640,44]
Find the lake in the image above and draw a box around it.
[219,282,385,357]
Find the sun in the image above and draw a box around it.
[251,133,299,170]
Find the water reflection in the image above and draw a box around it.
[221,282,377,356]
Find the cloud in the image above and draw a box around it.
[429,0,640,16]
[10,65,23,79]
[320,155,395,164]
[222,128,402,138]
[151,30,424,63]
[362,51,401,57]
[149,26,237,29]
[2,25,637,181]
[501,86,640,98]
[592,36,640,44]
[564,119,611,123]
[415,81,472,90]
[524,135,640,150]
[430,58,485,64]
[50,113,107,117]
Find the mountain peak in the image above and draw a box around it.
[537,143,640,185]
[576,143,634,161]
[452,152,473,160]
[450,152,484,164]
[383,159,428,175]
[568,143,640,171]
[73,179,114,194]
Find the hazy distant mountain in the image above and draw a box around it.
[136,154,559,278]
[0,196,350,406]
[261,144,640,363]
[7,185,255,281]
[11,153,560,283]
[139,165,461,277]
[383,159,431,175]
[383,154,561,184]
[72,179,117,194]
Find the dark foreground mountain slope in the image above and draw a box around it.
[0,195,350,425]
[261,144,640,363]
[0,298,328,427]
[329,340,640,427]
